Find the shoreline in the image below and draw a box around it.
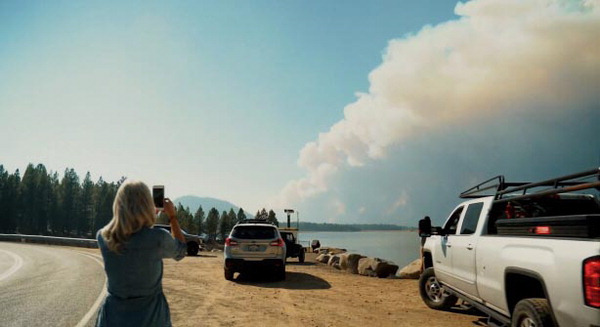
[299,230,421,268]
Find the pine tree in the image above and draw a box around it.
[93,177,115,235]
[177,204,194,232]
[228,208,237,230]
[236,208,247,225]
[0,165,17,233]
[34,164,51,235]
[48,172,60,234]
[176,203,187,229]
[219,210,230,241]
[59,168,81,236]
[206,208,219,242]
[80,172,95,237]
[185,207,194,233]
[194,205,205,235]
[19,164,38,234]
[8,169,21,233]
[267,209,279,227]
[259,208,268,220]
[0,165,7,232]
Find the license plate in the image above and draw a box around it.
[247,245,259,251]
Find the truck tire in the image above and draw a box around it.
[511,298,554,327]
[299,250,305,263]
[224,268,234,281]
[187,242,199,256]
[419,267,457,310]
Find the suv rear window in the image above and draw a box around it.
[231,226,276,239]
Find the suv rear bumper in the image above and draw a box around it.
[225,258,284,271]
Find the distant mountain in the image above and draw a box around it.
[174,195,253,217]
[299,222,415,232]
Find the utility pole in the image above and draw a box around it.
[284,209,294,228]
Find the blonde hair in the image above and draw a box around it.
[101,180,156,253]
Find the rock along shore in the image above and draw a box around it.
[314,247,422,279]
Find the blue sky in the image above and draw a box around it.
[1,0,598,225]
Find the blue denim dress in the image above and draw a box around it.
[96,227,186,327]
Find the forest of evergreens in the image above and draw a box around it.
[0,163,279,242]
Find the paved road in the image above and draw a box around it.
[0,242,106,327]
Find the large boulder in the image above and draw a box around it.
[318,247,347,255]
[372,258,399,278]
[358,257,399,278]
[396,259,422,279]
[316,254,330,264]
[329,248,347,255]
[328,254,341,269]
[338,253,349,270]
[343,253,366,274]
[358,257,378,277]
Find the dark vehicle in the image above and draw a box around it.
[153,224,204,256]
[311,239,321,252]
[280,228,305,263]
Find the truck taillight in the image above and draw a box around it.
[583,256,600,308]
[225,238,238,246]
[534,226,551,235]
[270,238,284,247]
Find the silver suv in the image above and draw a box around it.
[223,220,286,281]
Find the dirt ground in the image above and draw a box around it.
[161,251,487,327]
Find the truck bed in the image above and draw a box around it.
[495,214,600,238]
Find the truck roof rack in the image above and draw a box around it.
[460,167,600,202]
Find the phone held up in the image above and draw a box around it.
[152,185,165,210]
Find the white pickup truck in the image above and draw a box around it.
[419,169,600,327]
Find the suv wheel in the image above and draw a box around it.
[298,250,305,263]
[511,298,554,327]
[187,242,199,256]
[275,266,286,281]
[224,268,234,281]
[419,267,457,310]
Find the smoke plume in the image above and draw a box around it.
[276,0,600,216]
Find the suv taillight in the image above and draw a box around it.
[225,238,238,246]
[270,238,284,247]
[583,256,600,308]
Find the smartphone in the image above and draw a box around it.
[152,185,164,209]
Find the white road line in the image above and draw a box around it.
[0,249,24,282]
[72,251,107,327]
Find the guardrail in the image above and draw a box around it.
[0,234,98,248]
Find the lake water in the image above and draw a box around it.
[299,230,421,268]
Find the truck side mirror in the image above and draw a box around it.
[418,217,432,237]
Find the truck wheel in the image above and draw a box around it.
[511,298,554,327]
[419,267,457,310]
[299,250,305,263]
[187,242,199,256]
[224,268,234,281]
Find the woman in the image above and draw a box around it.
[96,180,186,327]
